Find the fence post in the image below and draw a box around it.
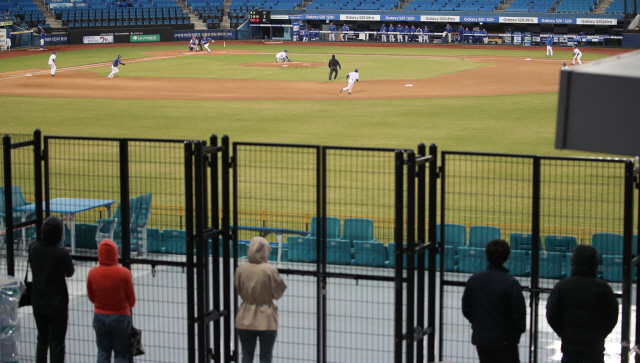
[394,150,404,363]
[406,150,415,363]
[427,143,438,363]
[119,139,130,269]
[621,160,634,363]
[319,146,326,363]
[3,135,14,277]
[416,144,426,363]
[33,129,43,241]
[184,141,196,363]
[194,140,208,363]
[530,156,541,363]
[222,135,233,363]
[209,135,222,363]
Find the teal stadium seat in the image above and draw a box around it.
[602,255,623,282]
[506,250,529,277]
[457,247,485,273]
[146,228,162,253]
[162,229,187,254]
[591,232,623,264]
[436,223,466,253]
[326,239,353,265]
[510,232,542,252]
[353,241,389,267]
[539,252,564,279]
[287,236,317,263]
[544,235,578,254]
[468,225,501,248]
[340,218,375,246]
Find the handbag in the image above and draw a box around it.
[18,250,32,308]
[129,325,145,357]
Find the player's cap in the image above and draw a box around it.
[118,55,122,58]
[573,45,576,47]
[355,68,358,72]
[53,51,57,53]
[284,49,288,52]
[562,63,566,65]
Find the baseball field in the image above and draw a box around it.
[0,41,633,157]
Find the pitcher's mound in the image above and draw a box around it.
[243,62,325,68]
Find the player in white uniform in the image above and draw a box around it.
[276,49,290,63]
[572,45,582,65]
[339,69,359,95]
[202,37,213,53]
[48,50,57,76]
[561,62,569,70]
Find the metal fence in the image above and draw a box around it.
[1,131,638,363]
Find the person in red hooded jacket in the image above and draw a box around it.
[87,239,136,363]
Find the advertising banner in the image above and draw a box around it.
[381,14,420,21]
[46,34,69,45]
[461,16,497,22]
[540,17,577,24]
[0,29,6,51]
[420,15,459,22]
[301,14,340,20]
[130,34,160,42]
[174,30,237,40]
[341,14,380,21]
[577,18,617,25]
[83,35,114,44]
[499,16,538,23]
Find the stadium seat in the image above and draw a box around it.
[268,242,287,262]
[436,223,467,253]
[602,255,623,282]
[146,227,162,253]
[340,218,375,246]
[544,235,578,254]
[457,247,485,273]
[326,239,353,265]
[308,216,341,239]
[162,229,187,254]
[353,241,389,267]
[592,232,623,264]
[287,236,317,263]
[510,232,542,252]
[387,242,407,269]
[539,252,564,279]
[468,225,500,248]
[506,250,529,276]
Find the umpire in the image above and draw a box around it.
[328,55,341,82]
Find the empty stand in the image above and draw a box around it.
[468,225,500,249]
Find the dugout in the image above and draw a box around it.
[68,26,176,44]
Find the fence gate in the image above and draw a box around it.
[2,132,43,277]
[186,136,232,363]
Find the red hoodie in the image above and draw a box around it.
[87,239,136,315]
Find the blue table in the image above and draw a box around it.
[235,226,309,262]
[17,198,115,253]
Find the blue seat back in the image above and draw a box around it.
[457,247,485,273]
[308,216,340,239]
[387,242,406,269]
[326,239,352,265]
[592,232,623,263]
[468,226,500,248]
[147,227,162,252]
[288,236,317,263]
[162,229,186,254]
[353,241,388,267]
[602,255,623,282]
[341,218,374,244]
[539,252,564,279]
[506,250,529,276]
[510,232,541,252]
[544,235,578,254]
[436,223,466,252]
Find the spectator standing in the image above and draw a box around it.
[327,54,341,81]
[462,239,526,363]
[29,216,75,363]
[87,239,136,363]
[328,23,336,41]
[546,245,618,363]
[235,237,287,363]
[546,33,554,57]
[380,23,387,42]
[445,23,452,42]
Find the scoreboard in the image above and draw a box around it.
[249,10,270,24]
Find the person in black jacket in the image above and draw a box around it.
[462,239,526,363]
[29,216,75,363]
[546,245,618,363]
[327,55,341,82]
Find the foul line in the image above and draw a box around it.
[0,53,196,82]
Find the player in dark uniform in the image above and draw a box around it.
[328,55,341,82]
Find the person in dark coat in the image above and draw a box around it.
[327,55,341,82]
[462,239,526,363]
[546,245,618,363]
[29,216,75,363]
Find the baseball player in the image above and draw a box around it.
[561,62,569,70]
[189,36,198,52]
[328,23,336,41]
[5,27,10,51]
[48,50,57,76]
[328,54,341,81]
[388,24,395,42]
[107,55,125,78]
[341,24,349,41]
[445,23,452,43]
[410,25,417,42]
[423,26,429,42]
[303,28,309,42]
[458,25,464,43]
[276,49,290,63]
[380,23,387,42]
[397,25,405,42]
[546,33,554,57]
[415,26,423,43]
[572,45,582,65]
[339,68,359,95]
[39,27,46,50]
[201,36,213,53]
